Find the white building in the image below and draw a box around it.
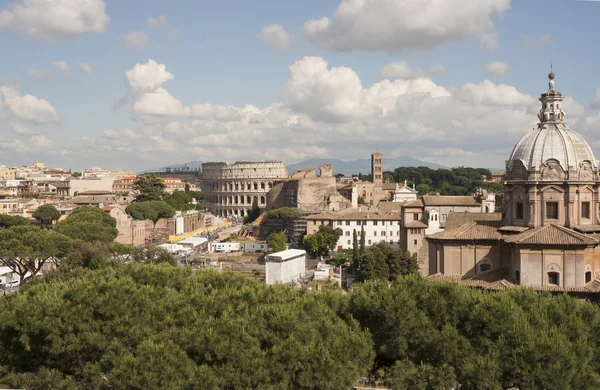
[209,242,241,253]
[69,177,116,197]
[306,209,402,251]
[243,242,270,253]
[265,249,306,285]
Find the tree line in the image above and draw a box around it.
[0,261,599,389]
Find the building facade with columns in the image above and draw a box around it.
[427,73,600,291]
[200,161,288,218]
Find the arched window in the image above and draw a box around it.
[260,196,265,205]
[586,271,592,284]
[548,272,559,285]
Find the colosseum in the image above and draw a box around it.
[199,161,288,218]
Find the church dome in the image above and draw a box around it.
[506,74,598,177]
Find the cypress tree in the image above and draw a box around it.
[352,229,359,269]
[359,224,366,256]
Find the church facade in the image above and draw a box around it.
[427,73,600,290]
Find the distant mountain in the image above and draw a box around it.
[142,158,503,175]
[286,156,446,175]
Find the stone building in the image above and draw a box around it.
[264,163,354,245]
[200,161,288,218]
[306,208,401,251]
[427,73,600,290]
[103,206,147,246]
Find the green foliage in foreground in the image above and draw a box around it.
[0,265,373,390]
[267,207,302,220]
[2,265,600,389]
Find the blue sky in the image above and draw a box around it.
[1,0,600,171]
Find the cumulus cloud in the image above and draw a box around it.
[302,0,510,51]
[485,61,511,76]
[79,63,93,75]
[53,61,69,71]
[379,61,428,79]
[258,24,293,50]
[457,80,534,106]
[121,31,150,50]
[10,122,38,135]
[0,85,59,123]
[0,0,110,40]
[80,55,600,171]
[147,15,167,28]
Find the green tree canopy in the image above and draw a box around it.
[0,225,72,283]
[357,242,418,282]
[267,207,302,220]
[0,265,374,389]
[56,206,118,244]
[133,173,166,202]
[164,190,195,212]
[33,204,61,226]
[0,214,30,229]
[303,225,342,257]
[266,232,287,252]
[126,201,176,226]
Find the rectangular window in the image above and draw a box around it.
[345,221,350,226]
[546,202,559,219]
[347,240,351,245]
[413,213,419,221]
[381,231,386,236]
[368,240,372,245]
[516,202,524,220]
[582,202,591,219]
[373,221,378,226]
[373,231,377,236]
[345,231,350,236]
[413,239,418,245]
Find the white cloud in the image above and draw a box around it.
[0,85,59,123]
[485,61,511,76]
[124,59,183,117]
[258,24,293,50]
[125,59,174,95]
[10,122,38,135]
[79,63,93,75]
[0,0,110,41]
[302,0,510,51]
[429,65,447,74]
[28,68,45,79]
[53,61,69,71]
[378,61,428,79]
[457,80,534,106]
[81,56,586,171]
[121,31,150,50]
[147,15,167,28]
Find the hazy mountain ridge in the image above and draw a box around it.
[143,157,504,175]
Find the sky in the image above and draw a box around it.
[1,0,600,172]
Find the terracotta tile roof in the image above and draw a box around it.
[428,220,503,241]
[382,183,397,190]
[497,226,530,233]
[377,202,404,213]
[402,199,423,208]
[573,225,600,233]
[306,208,400,221]
[406,221,428,228]
[422,195,480,206]
[504,224,598,246]
[444,212,502,229]
[101,206,115,211]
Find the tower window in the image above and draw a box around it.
[413,213,419,221]
[548,272,559,285]
[546,202,559,220]
[582,202,590,219]
[516,202,524,220]
[586,271,592,284]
